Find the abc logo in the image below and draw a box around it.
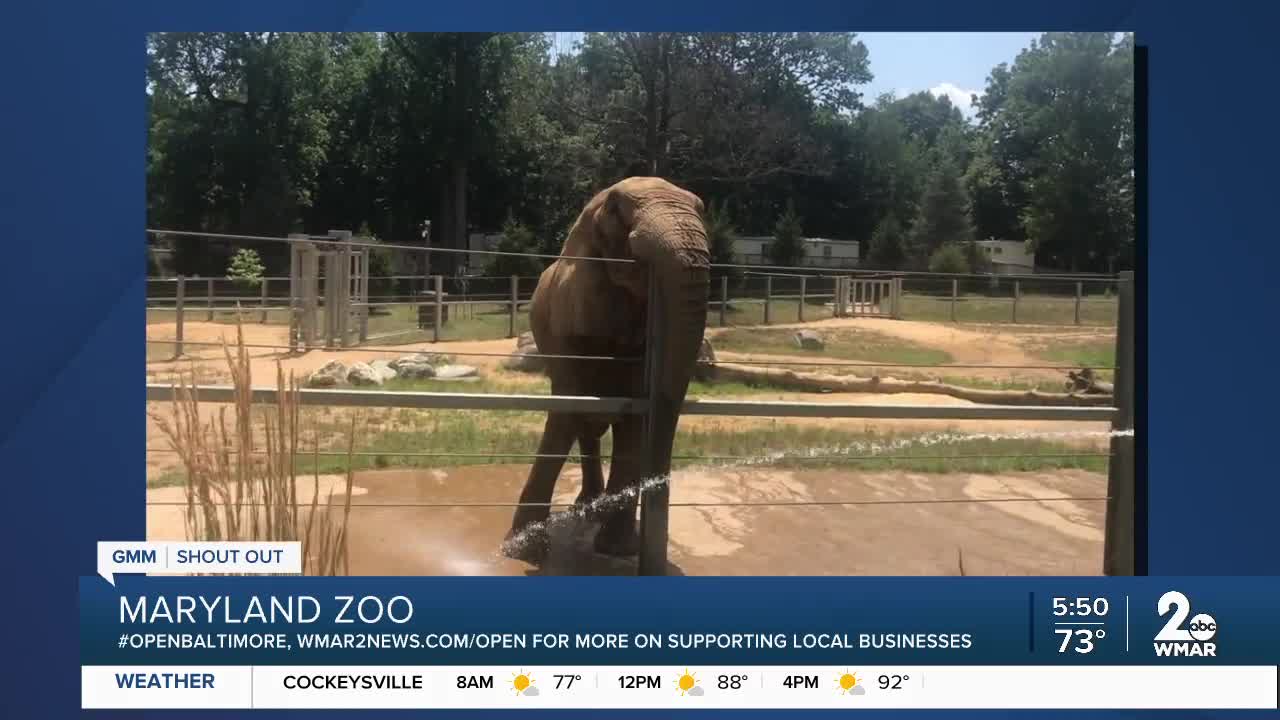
[1188,613,1217,642]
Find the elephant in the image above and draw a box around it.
[500,176,710,562]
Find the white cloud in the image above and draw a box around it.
[929,82,980,119]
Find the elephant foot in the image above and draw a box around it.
[592,524,641,558]
[500,525,550,565]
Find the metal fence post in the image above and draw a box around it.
[639,270,669,576]
[433,275,444,343]
[1104,271,1136,576]
[260,278,269,324]
[206,278,215,321]
[763,275,772,325]
[508,275,518,339]
[798,276,806,322]
[1012,280,1021,324]
[174,276,185,358]
[951,278,958,322]
[1075,281,1083,325]
[719,276,728,327]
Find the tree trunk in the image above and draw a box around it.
[703,362,1115,407]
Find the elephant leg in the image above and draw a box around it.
[574,428,606,512]
[502,412,576,563]
[593,416,644,557]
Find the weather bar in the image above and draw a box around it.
[82,665,1278,710]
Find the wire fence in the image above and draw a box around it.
[144,228,1137,576]
[146,228,1120,348]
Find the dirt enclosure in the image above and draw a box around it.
[147,463,1106,576]
[145,314,1116,576]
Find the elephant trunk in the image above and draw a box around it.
[630,207,711,479]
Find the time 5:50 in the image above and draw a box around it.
[1053,597,1110,617]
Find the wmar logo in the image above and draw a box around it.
[1153,591,1217,657]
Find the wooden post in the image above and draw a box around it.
[433,275,444,343]
[1074,281,1083,325]
[206,278,214,321]
[1012,281,1021,324]
[260,278,269,324]
[798,276,806,322]
[638,270,669,576]
[173,276,185,358]
[323,254,336,348]
[358,252,369,343]
[508,275,518,339]
[951,278,958,322]
[719,275,728,327]
[763,275,772,325]
[1104,271,1136,576]
[892,277,903,319]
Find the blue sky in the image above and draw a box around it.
[858,32,1040,117]
[548,32,1043,119]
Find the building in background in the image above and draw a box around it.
[974,239,1035,275]
[733,236,861,268]
[467,232,861,271]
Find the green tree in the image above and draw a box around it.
[703,200,741,281]
[769,201,806,267]
[927,243,970,274]
[974,32,1134,271]
[866,214,907,270]
[964,239,992,275]
[489,214,545,278]
[907,157,974,268]
[226,248,265,290]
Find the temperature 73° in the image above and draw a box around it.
[1056,627,1105,654]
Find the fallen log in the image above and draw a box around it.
[1066,368,1114,395]
[703,361,1114,407]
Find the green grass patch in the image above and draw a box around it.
[1032,338,1116,370]
[362,303,532,344]
[898,293,1117,326]
[150,413,1107,482]
[712,326,952,365]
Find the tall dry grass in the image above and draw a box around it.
[149,319,356,575]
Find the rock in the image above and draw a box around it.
[794,329,824,350]
[433,364,479,380]
[694,337,717,381]
[370,359,398,382]
[346,362,384,386]
[389,353,451,371]
[396,361,436,379]
[305,360,347,388]
[503,331,545,373]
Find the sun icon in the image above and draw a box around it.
[511,670,534,695]
[675,669,699,696]
[836,670,858,695]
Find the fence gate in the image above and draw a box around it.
[289,230,368,350]
[836,276,899,318]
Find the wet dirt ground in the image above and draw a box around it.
[147,463,1106,576]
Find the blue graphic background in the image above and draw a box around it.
[2,0,1279,717]
[81,577,1274,666]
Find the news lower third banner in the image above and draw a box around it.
[80,571,1280,709]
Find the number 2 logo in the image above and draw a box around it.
[1155,591,1193,641]
[1156,590,1217,642]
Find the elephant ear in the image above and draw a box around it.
[545,190,637,339]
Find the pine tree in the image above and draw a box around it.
[226,248,265,290]
[927,242,970,274]
[867,214,907,270]
[908,157,974,269]
[769,200,806,267]
[490,213,545,278]
[703,200,741,282]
